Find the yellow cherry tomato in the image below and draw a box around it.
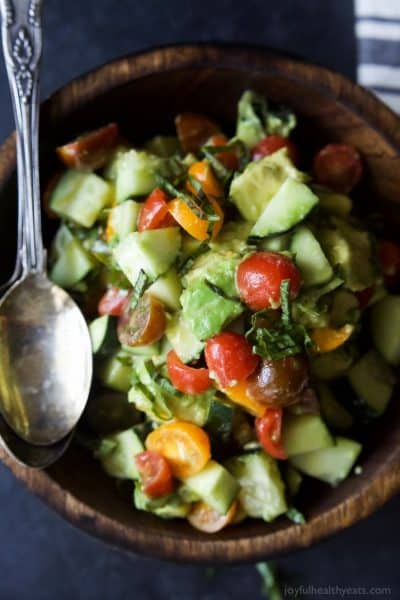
[188,501,237,533]
[187,160,223,198]
[311,324,354,353]
[223,380,266,417]
[146,421,211,479]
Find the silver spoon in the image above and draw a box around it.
[0,1,92,453]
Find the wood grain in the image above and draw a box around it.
[0,44,400,564]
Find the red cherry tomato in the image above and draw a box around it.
[135,450,174,498]
[207,134,239,170]
[98,287,129,317]
[255,407,287,460]
[166,350,212,394]
[137,188,175,232]
[237,251,301,311]
[251,135,298,164]
[205,332,259,388]
[355,286,375,311]
[378,240,400,289]
[313,143,363,193]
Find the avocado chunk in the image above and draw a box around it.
[97,354,133,392]
[184,460,239,515]
[310,345,356,381]
[283,464,303,497]
[181,281,243,341]
[283,414,334,456]
[291,225,333,286]
[317,217,378,292]
[114,228,181,285]
[96,428,144,480]
[371,295,400,366]
[165,314,205,363]
[115,149,161,201]
[183,248,241,297]
[230,148,307,222]
[329,289,360,328]
[134,486,190,519]
[347,349,395,415]
[290,436,362,486]
[313,185,352,217]
[251,178,319,238]
[317,383,353,430]
[226,451,287,521]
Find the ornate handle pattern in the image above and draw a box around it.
[0,0,44,274]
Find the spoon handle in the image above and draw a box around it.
[0,0,44,273]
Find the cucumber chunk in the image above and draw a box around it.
[115,150,160,201]
[283,414,334,456]
[317,383,353,430]
[134,486,190,518]
[114,228,181,285]
[347,350,395,415]
[50,169,113,227]
[50,232,95,288]
[313,186,352,217]
[329,289,360,328]
[226,451,287,521]
[89,315,119,355]
[184,460,239,515]
[165,314,204,363]
[310,345,356,380]
[97,354,133,392]
[290,436,362,486]
[96,428,143,480]
[147,268,182,311]
[283,464,303,497]
[250,178,319,238]
[259,231,292,252]
[144,135,180,158]
[371,295,400,366]
[107,200,140,241]
[291,225,333,286]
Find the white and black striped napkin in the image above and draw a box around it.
[355,0,400,113]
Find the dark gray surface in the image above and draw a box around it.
[0,1,399,598]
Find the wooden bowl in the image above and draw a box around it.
[1,44,400,564]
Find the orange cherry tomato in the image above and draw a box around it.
[222,380,266,417]
[168,198,209,241]
[378,240,400,289]
[137,187,175,232]
[188,500,237,533]
[311,325,354,353]
[175,112,220,153]
[255,408,287,460]
[251,135,298,165]
[146,421,211,479]
[117,293,166,347]
[313,143,363,193]
[205,332,259,388]
[135,450,174,498]
[98,286,129,317]
[56,123,120,171]
[166,350,212,394]
[187,161,223,198]
[207,134,239,170]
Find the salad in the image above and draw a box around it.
[46,90,400,533]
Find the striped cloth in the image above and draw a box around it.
[355,0,400,113]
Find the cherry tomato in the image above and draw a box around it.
[207,134,239,170]
[237,251,301,311]
[187,160,223,198]
[378,240,400,288]
[188,500,237,533]
[146,421,211,479]
[255,407,287,460]
[137,188,175,232]
[313,143,363,193]
[247,356,309,407]
[355,286,375,310]
[311,324,354,353]
[57,123,120,171]
[117,293,166,347]
[167,350,212,394]
[175,112,220,153]
[135,450,174,498]
[251,135,298,164]
[98,286,129,317]
[205,332,259,388]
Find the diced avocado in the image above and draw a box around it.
[210,221,252,254]
[50,169,113,228]
[184,460,239,515]
[313,185,352,217]
[290,436,362,486]
[86,391,140,435]
[283,464,303,497]
[128,383,172,423]
[329,289,360,327]
[318,217,378,292]
[371,295,400,366]
[147,268,182,311]
[114,228,181,285]
[115,149,161,202]
[144,135,180,157]
[89,315,119,355]
[50,232,96,288]
[183,249,240,297]
[230,149,307,222]
[96,428,144,480]
[165,314,204,363]
[107,200,140,241]
[283,414,334,456]
[181,281,243,341]
[260,231,292,252]
[181,235,204,260]
[134,485,190,519]
[226,451,287,521]
[310,345,356,380]
[166,392,213,426]
[291,225,333,286]
[251,178,319,238]
[97,354,133,392]
[347,350,395,415]
[317,383,353,430]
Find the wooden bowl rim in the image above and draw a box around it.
[1,43,400,564]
